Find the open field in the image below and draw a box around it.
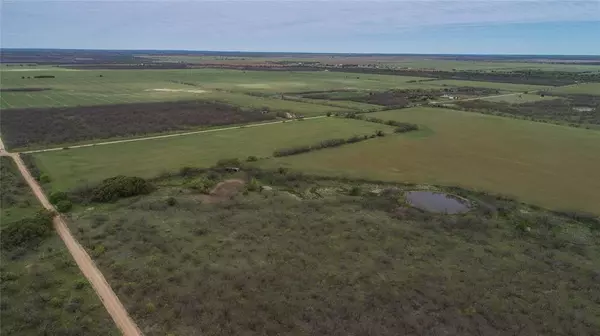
[264,108,600,214]
[480,93,562,103]
[426,79,549,92]
[0,156,118,336]
[31,118,395,191]
[62,169,600,335]
[0,67,436,110]
[549,83,600,95]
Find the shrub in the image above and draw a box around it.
[247,178,261,192]
[49,191,69,204]
[91,176,154,202]
[394,123,419,133]
[55,200,73,213]
[39,174,51,183]
[166,197,177,206]
[349,186,362,196]
[0,210,54,250]
[375,130,385,137]
[246,156,258,162]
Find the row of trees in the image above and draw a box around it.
[273,132,384,157]
[344,113,420,133]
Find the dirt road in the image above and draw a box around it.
[4,150,142,336]
[23,115,327,154]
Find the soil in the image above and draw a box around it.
[200,179,245,203]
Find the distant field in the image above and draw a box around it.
[427,79,549,92]
[32,118,395,191]
[0,67,434,109]
[480,93,562,103]
[264,108,600,214]
[549,83,600,95]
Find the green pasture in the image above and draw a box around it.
[548,83,600,96]
[480,93,563,104]
[0,67,436,110]
[264,107,600,214]
[32,117,395,191]
[426,79,549,92]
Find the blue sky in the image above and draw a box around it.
[2,0,599,54]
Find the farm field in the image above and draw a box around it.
[549,83,600,95]
[0,67,436,109]
[31,117,395,191]
[0,157,118,336]
[480,93,562,103]
[61,169,600,335]
[264,107,600,214]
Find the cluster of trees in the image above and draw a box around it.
[70,176,154,203]
[0,210,54,250]
[273,132,383,157]
[0,100,275,149]
[344,113,420,132]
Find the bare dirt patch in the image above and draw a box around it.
[200,179,245,203]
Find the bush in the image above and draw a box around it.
[349,186,362,196]
[246,156,258,162]
[49,191,69,204]
[375,130,385,137]
[166,197,177,206]
[247,178,261,192]
[1,210,54,250]
[39,174,51,183]
[91,176,154,202]
[55,200,73,213]
[394,123,419,133]
[186,177,213,194]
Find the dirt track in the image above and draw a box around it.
[1,138,142,336]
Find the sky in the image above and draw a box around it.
[1,0,599,55]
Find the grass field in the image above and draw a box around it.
[0,68,435,109]
[0,156,118,336]
[480,93,563,103]
[549,83,600,95]
[63,170,600,335]
[32,118,395,191]
[264,108,600,214]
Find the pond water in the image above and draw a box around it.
[405,191,470,214]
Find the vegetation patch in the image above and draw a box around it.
[0,157,118,335]
[0,100,275,149]
[65,170,600,336]
[454,93,600,127]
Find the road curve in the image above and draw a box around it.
[7,151,143,336]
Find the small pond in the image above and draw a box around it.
[405,191,470,214]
